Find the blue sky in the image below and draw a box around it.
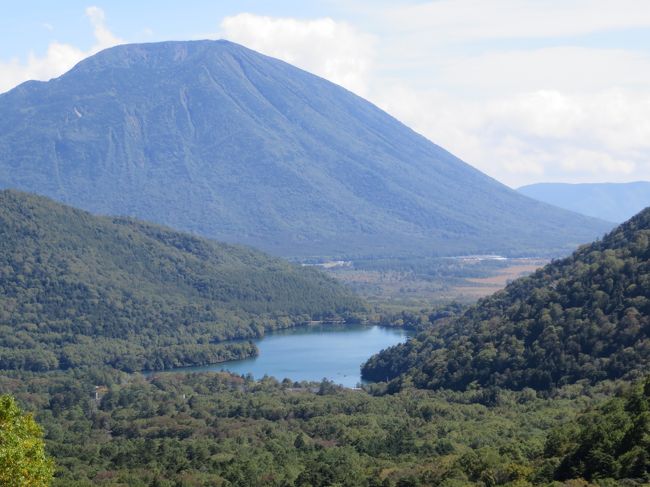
[0,1,346,57]
[2,1,650,187]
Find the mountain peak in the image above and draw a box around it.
[0,40,611,258]
[68,40,251,71]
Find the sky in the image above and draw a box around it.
[1,0,649,188]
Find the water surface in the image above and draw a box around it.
[157,324,411,388]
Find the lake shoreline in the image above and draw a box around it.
[144,324,412,388]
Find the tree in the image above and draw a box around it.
[0,394,54,486]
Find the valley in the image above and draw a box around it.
[3,191,646,486]
[0,22,647,487]
[326,257,548,307]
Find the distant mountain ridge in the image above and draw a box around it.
[0,40,611,258]
[362,207,650,391]
[518,181,650,223]
[0,190,362,372]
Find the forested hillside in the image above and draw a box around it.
[0,190,363,372]
[0,195,644,486]
[362,208,650,391]
[0,40,610,259]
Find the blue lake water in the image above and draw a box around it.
[154,324,411,388]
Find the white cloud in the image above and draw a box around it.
[437,47,650,95]
[372,85,650,186]
[85,6,122,48]
[380,0,650,42]
[216,9,650,186]
[2,5,649,186]
[219,13,376,95]
[0,6,123,94]
[360,0,650,187]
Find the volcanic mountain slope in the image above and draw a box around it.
[362,207,650,391]
[0,40,610,258]
[519,181,650,223]
[0,190,362,372]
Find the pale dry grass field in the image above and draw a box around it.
[328,259,548,306]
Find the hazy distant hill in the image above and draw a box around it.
[518,181,650,223]
[0,190,362,372]
[0,40,610,258]
[362,207,650,391]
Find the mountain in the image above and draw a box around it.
[0,40,611,259]
[518,181,650,223]
[0,190,363,372]
[362,207,650,391]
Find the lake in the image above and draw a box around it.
[154,324,411,387]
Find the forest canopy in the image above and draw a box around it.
[0,394,53,486]
[362,208,650,391]
[0,190,364,373]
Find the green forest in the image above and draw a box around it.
[2,368,647,486]
[0,190,364,373]
[0,194,649,486]
[362,208,650,391]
